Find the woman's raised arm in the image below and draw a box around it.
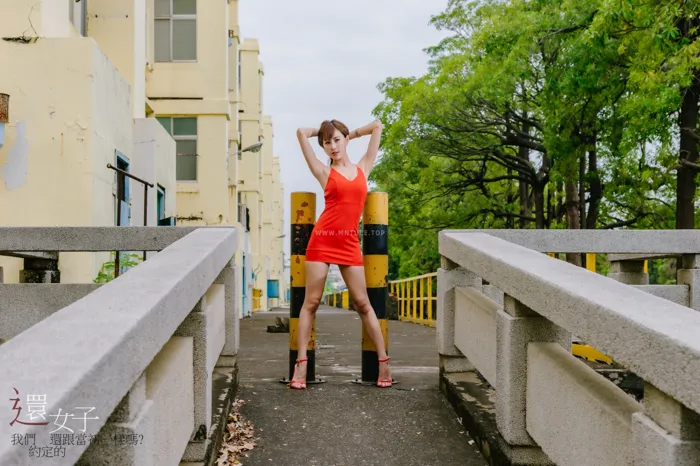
[296,127,327,181]
[354,120,383,177]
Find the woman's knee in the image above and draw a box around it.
[303,295,322,312]
[353,298,372,315]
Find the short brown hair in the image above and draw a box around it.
[318,120,349,147]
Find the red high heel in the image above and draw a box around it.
[377,357,392,388]
[289,358,308,389]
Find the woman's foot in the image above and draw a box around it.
[290,358,308,389]
[377,357,392,388]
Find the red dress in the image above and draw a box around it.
[305,165,367,266]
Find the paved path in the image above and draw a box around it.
[236,306,486,466]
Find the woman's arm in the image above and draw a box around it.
[296,127,327,181]
[354,120,383,176]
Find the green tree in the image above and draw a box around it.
[371,0,682,277]
[591,0,700,228]
[93,253,143,283]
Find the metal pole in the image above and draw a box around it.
[143,184,149,261]
[281,192,324,384]
[106,164,155,275]
[356,192,391,384]
[115,183,121,278]
[106,163,155,188]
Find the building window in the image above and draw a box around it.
[156,117,198,181]
[157,185,166,221]
[154,0,196,62]
[115,151,131,226]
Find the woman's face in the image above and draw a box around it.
[322,128,348,163]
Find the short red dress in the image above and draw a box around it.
[305,165,367,266]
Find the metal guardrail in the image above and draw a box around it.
[390,272,437,327]
[324,290,350,309]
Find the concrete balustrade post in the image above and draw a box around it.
[495,295,569,456]
[77,374,154,466]
[437,256,481,373]
[215,259,239,367]
[176,289,225,461]
[632,383,700,464]
[677,254,700,311]
[608,259,648,285]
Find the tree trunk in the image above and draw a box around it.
[534,183,545,229]
[518,120,531,228]
[676,19,700,230]
[506,169,514,228]
[586,136,601,229]
[545,185,552,229]
[557,182,565,224]
[565,178,582,266]
[578,152,586,229]
[676,69,700,229]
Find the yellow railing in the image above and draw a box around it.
[390,272,437,327]
[252,288,262,312]
[324,290,351,309]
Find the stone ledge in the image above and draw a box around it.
[0,226,235,252]
[0,228,237,464]
[439,231,700,415]
[441,364,645,466]
[442,229,700,254]
[439,371,552,466]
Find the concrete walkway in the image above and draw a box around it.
[236,306,486,466]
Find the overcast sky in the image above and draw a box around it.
[238,0,450,263]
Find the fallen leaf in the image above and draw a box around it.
[216,396,258,466]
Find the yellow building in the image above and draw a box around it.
[261,117,287,308]
[0,0,176,284]
[238,39,286,311]
[0,0,284,313]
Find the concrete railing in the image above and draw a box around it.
[0,227,240,465]
[438,230,700,466]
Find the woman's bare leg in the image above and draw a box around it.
[293,260,329,383]
[339,265,392,385]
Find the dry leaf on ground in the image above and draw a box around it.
[216,399,257,466]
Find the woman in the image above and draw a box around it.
[291,119,391,389]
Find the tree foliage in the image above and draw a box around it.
[371,0,700,279]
